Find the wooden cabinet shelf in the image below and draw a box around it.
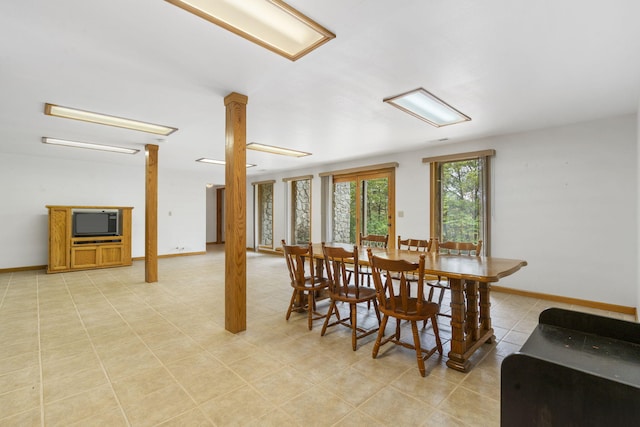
[46,205,133,273]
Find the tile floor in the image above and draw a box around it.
[0,245,635,426]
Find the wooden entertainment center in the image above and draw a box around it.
[46,205,133,273]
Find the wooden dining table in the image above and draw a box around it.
[311,243,527,372]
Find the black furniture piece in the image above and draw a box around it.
[501,307,640,426]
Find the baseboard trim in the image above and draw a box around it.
[491,285,636,316]
[0,265,47,273]
[132,251,207,261]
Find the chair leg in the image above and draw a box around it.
[427,285,435,302]
[372,315,389,359]
[307,291,314,330]
[437,288,446,311]
[410,321,426,377]
[350,303,357,351]
[372,299,381,325]
[286,290,298,321]
[431,315,443,354]
[321,300,336,336]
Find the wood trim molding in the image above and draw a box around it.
[251,179,276,186]
[282,174,313,182]
[318,162,399,177]
[0,265,47,273]
[132,251,207,261]
[422,149,495,164]
[491,285,637,316]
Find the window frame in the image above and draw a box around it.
[321,164,396,245]
[253,180,275,250]
[284,175,312,244]
[423,150,494,255]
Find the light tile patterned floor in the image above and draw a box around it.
[0,245,635,426]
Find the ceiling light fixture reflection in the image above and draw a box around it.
[383,88,471,127]
[164,0,335,61]
[246,142,310,157]
[196,158,256,168]
[42,137,140,154]
[44,103,178,135]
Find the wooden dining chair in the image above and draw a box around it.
[321,243,381,350]
[367,248,443,377]
[397,236,431,284]
[357,232,389,287]
[427,239,483,317]
[360,233,389,248]
[282,240,329,330]
[397,236,431,252]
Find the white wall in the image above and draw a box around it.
[3,114,637,309]
[0,152,208,269]
[247,114,638,308]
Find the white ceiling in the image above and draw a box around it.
[2,0,639,185]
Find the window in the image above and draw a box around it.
[291,177,311,244]
[323,164,396,244]
[255,181,274,249]
[424,150,494,254]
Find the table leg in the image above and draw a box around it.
[479,282,495,344]
[465,279,480,342]
[446,277,468,372]
[447,278,496,372]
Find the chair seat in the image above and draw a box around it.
[293,276,329,291]
[331,285,377,303]
[380,297,439,319]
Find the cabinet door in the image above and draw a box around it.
[99,245,124,266]
[48,207,71,272]
[71,246,98,269]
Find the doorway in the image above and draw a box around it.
[332,168,395,244]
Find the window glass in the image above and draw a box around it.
[258,182,273,247]
[432,156,488,253]
[292,178,311,244]
[332,169,393,244]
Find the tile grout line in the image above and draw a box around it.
[119,274,288,425]
[89,270,221,425]
[60,272,132,427]
[35,272,45,427]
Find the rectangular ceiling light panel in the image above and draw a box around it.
[196,158,256,168]
[246,142,310,157]
[42,137,140,154]
[165,0,335,60]
[384,88,471,127]
[44,104,178,135]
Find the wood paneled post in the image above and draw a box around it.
[145,144,158,283]
[224,93,248,333]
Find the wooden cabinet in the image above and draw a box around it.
[46,205,133,273]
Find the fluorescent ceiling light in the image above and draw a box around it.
[165,0,335,61]
[196,158,256,168]
[44,103,178,135]
[247,142,310,157]
[42,137,140,154]
[383,88,471,127]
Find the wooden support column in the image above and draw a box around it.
[224,93,248,333]
[145,144,158,283]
